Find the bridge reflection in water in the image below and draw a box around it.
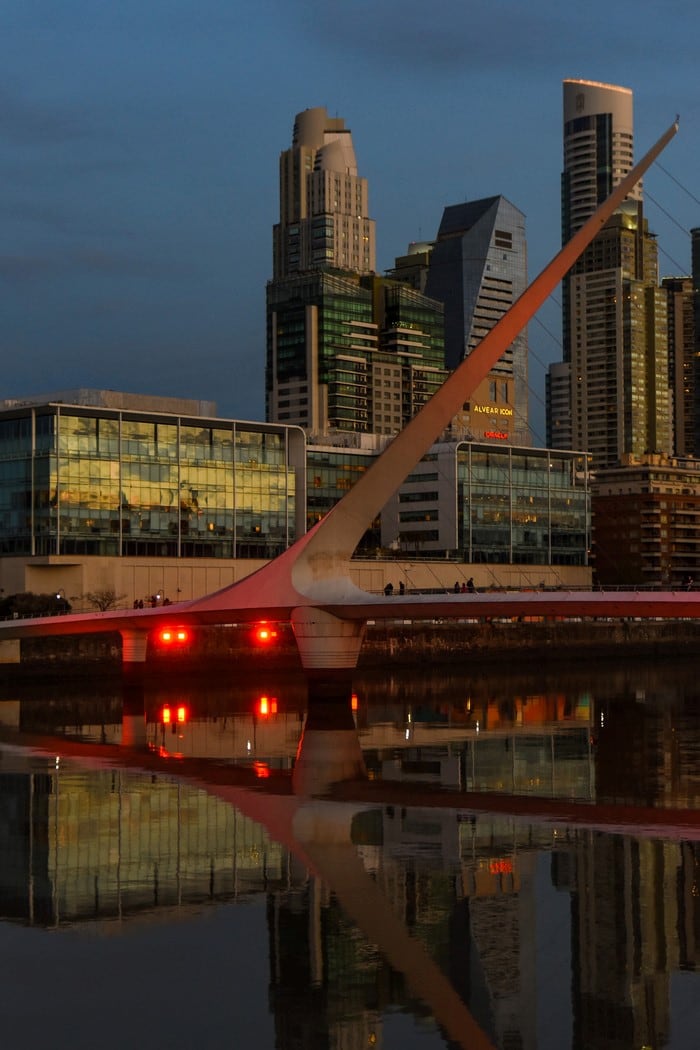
[2,664,700,1049]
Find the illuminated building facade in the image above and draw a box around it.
[0,390,592,600]
[381,441,591,569]
[0,390,306,602]
[593,452,700,586]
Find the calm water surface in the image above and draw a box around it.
[1,657,700,1049]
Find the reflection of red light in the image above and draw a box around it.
[351,693,358,711]
[257,696,278,717]
[253,761,270,778]
[489,858,513,875]
[162,705,171,724]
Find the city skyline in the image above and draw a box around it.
[2,0,699,447]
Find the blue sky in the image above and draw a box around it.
[2,0,698,445]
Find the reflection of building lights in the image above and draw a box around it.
[476,720,480,733]
[489,858,514,875]
[600,712,605,727]
[405,728,410,740]
[246,740,252,752]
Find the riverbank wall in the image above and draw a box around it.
[3,619,700,681]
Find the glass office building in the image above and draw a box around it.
[461,445,590,566]
[382,442,591,567]
[0,400,306,560]
[0,393,591,600]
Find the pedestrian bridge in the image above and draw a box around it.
[0,118,682,672]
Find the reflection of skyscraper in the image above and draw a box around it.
[424,196,530,445]
[267,882,387,1048]
[568,833,676,1050]
[548,80,671,469]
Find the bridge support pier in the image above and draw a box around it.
[120,629,149,677]
[289,609,367,794]
[290,608,366,671]
[116,631,149,746]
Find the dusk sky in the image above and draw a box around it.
[3,0,699,446]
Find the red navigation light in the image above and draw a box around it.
[253,761,270,779]
[351,693,358,711]
[254,622,278,645]
[158,627,190,646]
[259,696,269,716]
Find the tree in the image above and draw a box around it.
[83,589,127,612]
[0,592,72,617]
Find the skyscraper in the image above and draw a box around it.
[548,80,671,468]
[423,196,530,445]
[273,106,376,280]
[561,79,637,244]
[662,275,695,456]
[267,108,446,437]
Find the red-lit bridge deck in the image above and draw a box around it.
[1,587,700,642]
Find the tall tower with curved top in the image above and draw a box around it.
[548,80,670,468]
[273,106,376,279]
[562,79,638,242]
[267,108,445,438]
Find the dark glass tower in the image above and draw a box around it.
[424,196,530,445]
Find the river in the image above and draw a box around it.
[1,653,699,1049]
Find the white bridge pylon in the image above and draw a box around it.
[183,117,681,667]
[0,120,682,670]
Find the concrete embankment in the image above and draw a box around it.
[3,619,700,681]
[360,619,700,666]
